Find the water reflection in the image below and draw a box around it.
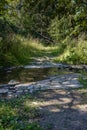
[0,67,71,84]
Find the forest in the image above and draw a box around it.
[0,1,87,130]
[0,0,87,66]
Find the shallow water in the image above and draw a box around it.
[0,67,72,84]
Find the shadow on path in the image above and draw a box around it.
[32,89,87,130]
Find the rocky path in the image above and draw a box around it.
[0,73,82,98]
[31,89,87,130]
[0,58,87,130]
[24,57,87,70]
[0,57,85,99]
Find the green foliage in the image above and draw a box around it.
[79,74,87,89]
[1,35,59,66]
[0,0,87,66]
[48,16,73,42]
[54,36,87,64]
[0,95,43,130]
[66,39,87,64]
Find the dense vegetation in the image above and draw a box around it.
[0,1,87,129]
[0,0,87,66]
[0,94,43,130]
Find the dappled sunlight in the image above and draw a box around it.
[0,96,43,129]
[10,35,61,65]
[0,0,87,129]
[0,87,87,129]
[24,100,40,108]
[17,35,59,52]
[76,104,87,112]
[54,39,87,64]
[29,89,87,129]
[54,48,70,62]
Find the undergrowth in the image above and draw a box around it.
[0,34,60,66]
[0,34,87,66]
[0,94,43,130]
[54,36,87,65]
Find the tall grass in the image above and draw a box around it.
[0,33,87,66]
[0,34,60,66]
[54,37,87,64]
[0,95,43,130]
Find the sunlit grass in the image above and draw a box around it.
[3,35,60,66]
[0,33,87,66]
[54,47,70,63]
[18,35,59,52]
[54,39,87,64]
[0,95,43,130]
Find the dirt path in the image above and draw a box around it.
[31,89,87,130]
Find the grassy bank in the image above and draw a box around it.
[0,34,87,66]
[54,38,87,65]
[0,94,43,130]
[0,80,87,130]
[0,34,61,66]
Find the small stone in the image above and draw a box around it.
[24,89,28,93]
[7,70,12,73]
[9,86,15,90]
[8,92,14,98]
[8,94,13,98]
[8,80,19,85]
[27,85,34,90]
[16,90,23,94]
[0,89,8,94]
[8,92,13,94]
[29,89,34,93]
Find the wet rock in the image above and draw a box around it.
[16,90,23,94]
[0,73,83,98]
[9,86,16,90]
[29,89,34,93]
[0,89,8,94]
[8,80,19,84]
[7,70,12,73]
[24,89,28,93]
[83,65,87,71]
[0,84,8,88]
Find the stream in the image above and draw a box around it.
[0,67,74,85]
[0,65,86,98]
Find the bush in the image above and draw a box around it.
[0,96,43,130]
[54,36,87,65]
[48,16,73,42]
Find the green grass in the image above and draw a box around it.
[0,33,87,66]
[79,77,87,89]
[0,94,43,130]
[54,38,87,65]
[0,34,61,66]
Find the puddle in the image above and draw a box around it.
[0,67,73,84]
